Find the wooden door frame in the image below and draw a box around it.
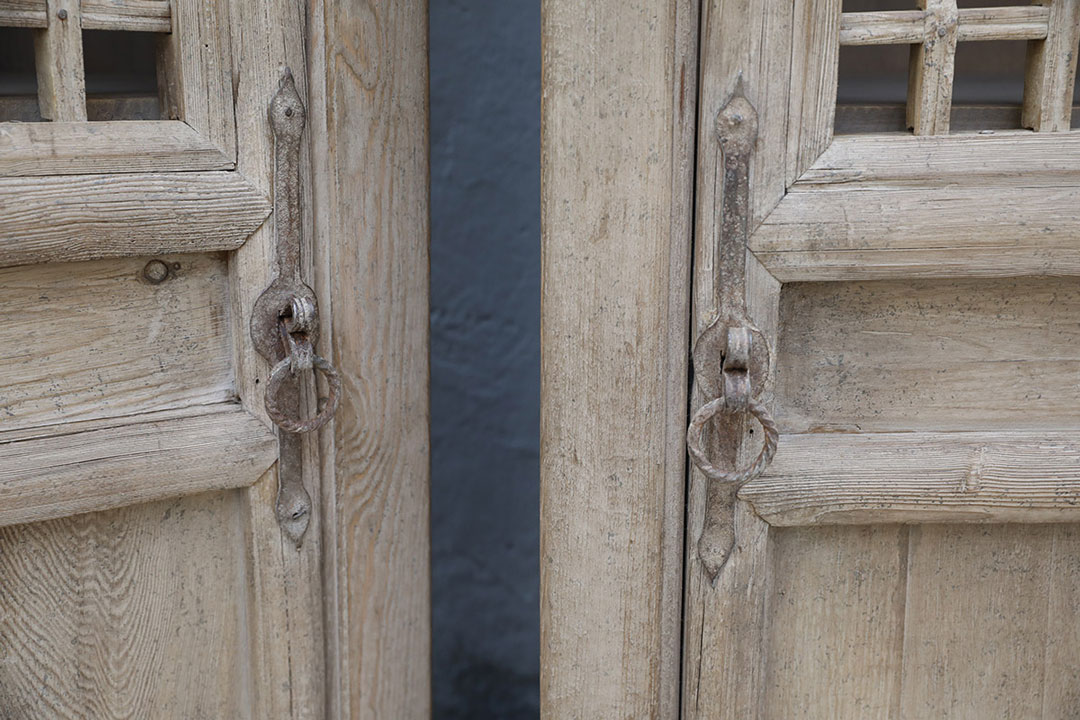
[308,2,431,718]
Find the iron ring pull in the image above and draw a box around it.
[686,396,778,484]
[264,352,342,434]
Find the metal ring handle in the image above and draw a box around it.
[264,353,342,433]
[686,396,778,484]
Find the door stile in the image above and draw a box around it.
[681,1,840,718]
[227,2,326,717]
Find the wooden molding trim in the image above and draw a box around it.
[0,170,270,267]
[0,404,278,528]
[742,431,1080,526]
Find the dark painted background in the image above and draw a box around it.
[430,1,540,717]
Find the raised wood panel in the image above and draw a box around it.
[0,254,233,430]
[763,525,907,719]
[0,121,233,176]
[743,432,1080,526]
[0,491,251,718]
[0,405,276,527]
[0,172,270,267]
[774,278,1080,434]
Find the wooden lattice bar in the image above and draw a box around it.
[907,0,958,135]
[840,7,1050,46]
[1023,0,1080,131]
[0,0,171,30]
[33,0,86,121]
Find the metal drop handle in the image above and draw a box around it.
[249,68,341,546]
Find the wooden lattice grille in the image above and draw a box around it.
[0,0,171,121]
[840,0,1080,133]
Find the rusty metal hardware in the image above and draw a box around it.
[687,84,778,577]
[250,68,340,547]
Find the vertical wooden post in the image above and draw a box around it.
[540,0,698,717]
[308,2,432,719]
[907,0,958,135]
[1023,0,1080,132]
[34,0,85,121]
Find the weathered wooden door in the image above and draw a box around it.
[0,1,430,718]
[543,0,1080,718]
[684,2,1080,718]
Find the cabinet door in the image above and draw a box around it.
[0,2,429,717]
[684,3,1080,718]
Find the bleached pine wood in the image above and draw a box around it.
[0,172,270,267]
[307,0,431,717]
[763,526,907,718]
[33,0,86,122]
[787,0,842,186]
[955,7,1050,41]
[742,432,1080,526]
[907,0,958,135]
[1023,0,1080,132]
[684,2,848,717]
[0,254,233,431]
[773,277,1080,434]
[226,1,326,717]
[0,0,46,26]
[839,11,925,45]
[798,132,1080,187]
[0,0,170,29]
[0,492,251,718]
[1041,526,1080,714]
[0,121,232,176]
[541,0,696,716]
[900,525,1056,716]
[80,0,171,32]
[750,182,1080,280]
[839,7,1050,45]
[0,405,277,528]
[157,0,234,158]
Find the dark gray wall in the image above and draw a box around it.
[430,1,540,718]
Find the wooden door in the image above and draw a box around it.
[0,2,430,718]
[683,2,1080,718]
[542,0,1080,718]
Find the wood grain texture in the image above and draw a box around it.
[798,132,1080,187]
[541,0,696,716]
[751,182,1080,280]
[1041,525,1080,716]
[0,0,47,26]
[0,404,277,527]
[226,1,326,717]
[1023,0,1080,132]
[0,172,270,267]
[773,277,1080,433]
[763,525,907,719]
[0,121,232,176]
[157,0,234,158]
[0,254,233,430]
[0,491,252,718]
[34,0,86,122]
[839,8,1050,45]
[743,432,1080,526]
[787,0,841,187]
[839,11,925,45]
[900,525,1054,717]
[81,0,171,32]
[308,0,431,717]
[907,0,958,135]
